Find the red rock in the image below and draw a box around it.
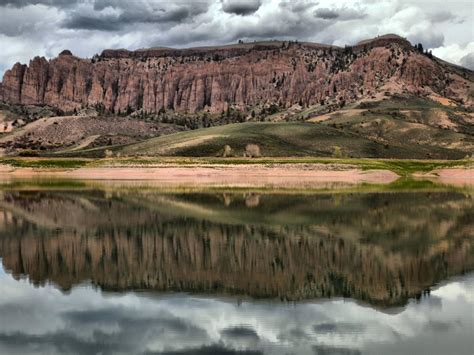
[1,35,472,113]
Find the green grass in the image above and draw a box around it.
[347,158,472,176]
[79,121,468,160]
[0,158,91,169]
[0,179,88,189]
[356,95,449,110]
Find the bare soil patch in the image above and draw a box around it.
[0,164,399,188]
[417,168,474,186]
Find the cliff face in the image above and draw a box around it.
[1,35,471,114]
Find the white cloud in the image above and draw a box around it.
[433,42,474,69]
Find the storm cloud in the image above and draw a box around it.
[221,0,262,15]
[0,0,472,77]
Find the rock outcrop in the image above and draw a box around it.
[1,34,472,114]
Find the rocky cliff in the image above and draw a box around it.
[1,34,472,114]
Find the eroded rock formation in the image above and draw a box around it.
[1,34,472,114]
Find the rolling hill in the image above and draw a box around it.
[65,95,473,159]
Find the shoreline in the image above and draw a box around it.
[413,168,474,186]
[0,157,472,188]
[0,164,400,188]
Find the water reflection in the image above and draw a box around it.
[0,264,473,354]
[0,188,472,307]
[0,186,473,353]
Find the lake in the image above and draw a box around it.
[0,182,472,354]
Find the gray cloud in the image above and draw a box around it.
[222,0,262,15]
[314,7,367,21]
[314,8,339,19]
[0,0,73,7]
[0,2,62,37]
[64,15,122,31]
[63,2,208,31]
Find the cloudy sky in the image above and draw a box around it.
[0,0,473,77]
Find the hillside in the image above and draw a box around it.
[0,34,473,158]
[63,95,472,160]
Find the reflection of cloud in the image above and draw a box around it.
[221,325,260,349]
[221,326,260,340]
[313,345,361,355]
[278,327,310,341]
[313,322,365,334]
[0,265,473,354]
[63,306,210,345]
[424,321,452,332]
[0,331,117,355]
[432,279,474,302]
[420,295,443,309]
[148,344,264,354]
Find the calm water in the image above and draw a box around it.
[0,185,473,354]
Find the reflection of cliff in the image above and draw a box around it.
[0,190,473,307]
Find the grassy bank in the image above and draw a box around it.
[0,158,91,169]
[0,156,472,176]
[75,121,469,160]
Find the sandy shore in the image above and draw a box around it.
[415,168,474,187]
[0,164,399,188]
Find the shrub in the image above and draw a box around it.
[18,150,39,157]
[104,149,114,158]
[332,146,343,158]
[222,145,233,157]
[245,144,261,158]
